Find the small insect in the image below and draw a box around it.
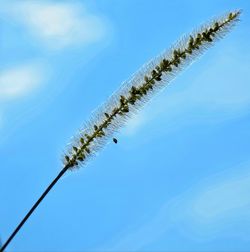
[113,138,118,144]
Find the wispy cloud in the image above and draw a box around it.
[123,44,250,136]
[123,112,147,136]
[100,162,250,251]
[181,164,250,240]
[0,64,43,99]
[2,1,107,50]
[190,172,250,222]
[0,111,3,129]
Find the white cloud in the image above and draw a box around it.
[122,112,148,136]
[185,49,250,110]
[0,64,43,99]
[191,172,250,222]
[100,162,250,250]
[123,44,250,136]
[170,163,250,242]
[3,1,107,49]
[0,111,3,129]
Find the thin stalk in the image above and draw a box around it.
[0,166,69,252]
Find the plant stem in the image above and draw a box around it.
[0,166,69,252]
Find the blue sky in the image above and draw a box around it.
[0,0,250,251]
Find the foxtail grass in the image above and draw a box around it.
[63,10,241,170]
[0,10,241,252]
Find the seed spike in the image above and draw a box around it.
[62,10,241,170]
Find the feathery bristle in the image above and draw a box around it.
[63,10,241,170]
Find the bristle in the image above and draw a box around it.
[63,10,241,170]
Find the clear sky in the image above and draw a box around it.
[0,0,250,251]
